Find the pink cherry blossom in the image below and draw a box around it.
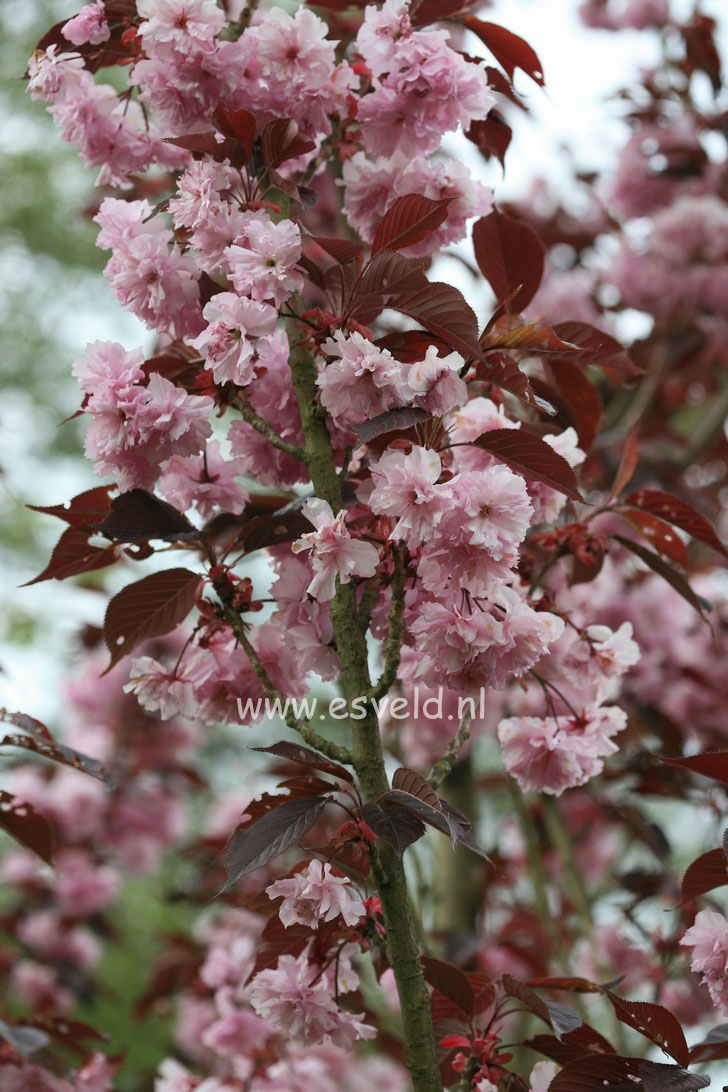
[317,331,410,425]
[342,151,493,258]
[497,705,626,795]
[137,0,226,48]
[249,950,375,1049]
[168,158,237,232]
[407,347,467,414]
[292,499,379,602]
[225,217,304,307]
[266,859,366,929]
[158,440,250,520]
[357,31,496,157]
[124,656,201,720]
[191,293,279,387]
[52,849,119,916]
[62,2,109,46]
[368,446,447,547]
[681,909,728,1013]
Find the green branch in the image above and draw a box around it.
[367,543,407,701]
[429,711,472,791]
[286,321,443,1092]
[231,392,306,462]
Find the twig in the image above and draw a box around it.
[429,712,472,791]
[366,545,406,701]
[231,392,306,462]
[219,0,260,40]
[213,577,353,765]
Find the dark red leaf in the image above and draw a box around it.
[641,1060,710,1092]
[604,991,690,1066]
[463,18,545,86]
[472,209,545,312]
[526,977,601,993]
[102,568,202,673]
[660,751,728,787]
[211,102,256,160]
[354,407,431,447]
[465,114,512,169]
[0,791,55,864]
[28,486,113,530]
[380,789,452,838]
[548,358,602,450]
[551,322,642,382]
[410,0,466,27]
[617,511,689,569]
[680,848,728,904]
[611,536,711,620]
[371,194,454,257]
[502,975,582,1040]
[473,428,584,501]
[689,1022,728,1064]
[250,915,317,978]
[624,490,728,559]
[476,353,557,415]
[261,118,316,170]
[165,131,227,158]
[221,796,328,890]
[308,236,364,264]
[386,281,482,360]
[484,323,581,354]
[252,742,355,784]
[361,801,426,856]
[549,1055,643,1091]
[376,330,451,363]
[421,957,474,1017]
[0,709,114,786]
[438,799,490,859]
[23,528,120,585]
[392,768,442,811]
[242,498,314,555]
[91,489,197,543]
[0,1019,51,1058]
[611,429,639,497]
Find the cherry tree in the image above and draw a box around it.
[1,0,727,1089]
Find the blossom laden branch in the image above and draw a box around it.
[230,391,306,462]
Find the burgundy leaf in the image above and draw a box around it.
[380,789,452,838]
[308,236,364,264]
[91,489,197,543]
[0,709,114,786]
[548,358,602,449]
[242,498,313,555]
[473,428,584,501]
[611,536,711,620]
[463,18,545,86]
[526,976,601,993]
[604,992,690,1066]
[549,1055,644,1091]
[361,801,426,856]
[624,490,728,559]
[472,209,545,312]
[502,975,582,1040]
[0,791,55,864]
[661,751,728,787]
[23,528,120,585]
[261,118,316,170]
[102,568,202,673]
[617,511,689,569]
[371,194,454,256]
[689,1022,728,1064]
[476,353,557,415]
[252,742,355,784]
[387,281,482,360]
[249,915,319,978]
[611,429,639,497]
[680,848,728,904]
[221,796,328,890]
[484,323,581,354]
[551,322,642,382]
[641,1060,710,1092]
[0,1019,51,1059]
[392,768,442,811]
[465,113,513,169]
[376,330,451,364]
[354,407,432,447]
[410,0,466,27]
[211,102,256,160]
[28,486,113,530]
[165,131,227,158]
[438,799,490,859]
[421,957,474,1017]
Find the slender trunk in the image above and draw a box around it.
[288,330,443,1092]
